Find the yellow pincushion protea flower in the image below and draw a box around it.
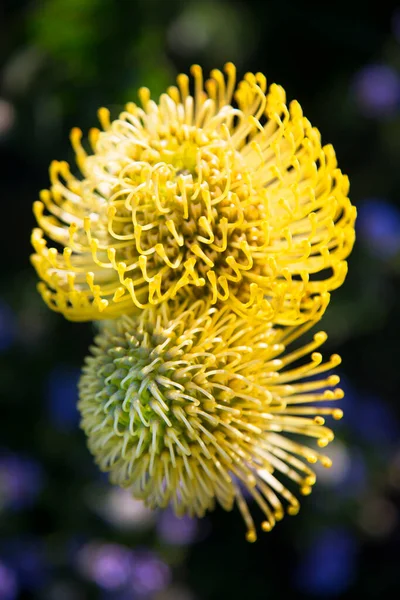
[78,299,343,541]
[31,63,356,324]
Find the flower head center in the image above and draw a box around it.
[157,136,199,176]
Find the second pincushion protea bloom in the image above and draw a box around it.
[31,64,356,324]
[78,300,343,541]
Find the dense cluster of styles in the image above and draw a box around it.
[31,64,356,541]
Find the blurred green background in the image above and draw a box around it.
[1,0,400,598]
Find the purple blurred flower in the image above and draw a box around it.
[352,64,400,117]
[47,365,80,430]
[0,452,44,511]
[131,551,171,595]
[295,528,358,596]
[157,508,198,545]
[78,543,134,590]
[77,542,170,596]
[0,300,16,352]
[357,198,400,258]
[0,560,18,600]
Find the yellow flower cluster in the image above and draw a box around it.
[31,63,355,324]
[31,64,355,540]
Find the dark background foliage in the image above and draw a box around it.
[1,1,400,598]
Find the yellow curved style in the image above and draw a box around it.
[31,64,356,324]
[79,299,343,542]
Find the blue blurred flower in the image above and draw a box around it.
[352,64,400,117]
[157,508,198,545]
[47,365,80,430]
[357,198,400,258]
[0,538,47,591]
[0,561,18,600]
[339,375,399,446]
[295,528,358,596]
[0,300,16,353]
[351,396,399,445]
[0,452,44,511]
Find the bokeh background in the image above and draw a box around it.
[1,0,400,598]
